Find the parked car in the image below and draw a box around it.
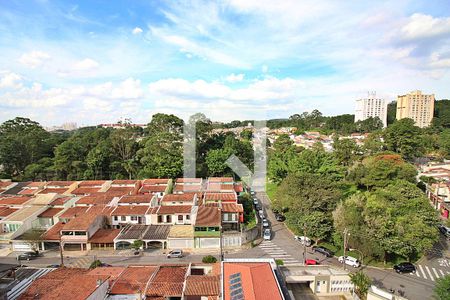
[17,252,40,261]
[275,214,285,222]
[438,225,450,238]
[255,204,262,210]
[259,210,264,218]
[262,218,269,227]
[250,191,255,195]
[167,249,183,258]
[394,262,416,274]
[263,229,271,240]
[338,256,360,268]
[305,259,319,265]
[294,236,312,247]
[312,246,334,257]
[253,199,259,205]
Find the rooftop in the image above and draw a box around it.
[119,194,153,204]
[38,207,64,218]
[146,265,188,297]
[168,225,194,238]
[89,228,121,243]
[142,178,170,185]
[157,205,192,214]
[185,275,220,296]
[111,205,150,216]
[195,206,221,227]
[204,192,237,202]
[0,196,31,206]
[161,193,195,203]
[110,266,158,295]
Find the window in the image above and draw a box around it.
[121,216,126,221]
[223,213,229,221]
[131,216,138,221]
[178,215,183,221]
[113,216,118,221]
[186,215,190,220]
[74,231,86,236]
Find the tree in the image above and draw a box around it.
[355,117,383,133]
[332,137,359,166]
[362,132,384,156]
[386,101,397,126]
[206,148,233,176]
[131,240,144,250]
[384,118,423,159]
[268,134,299,183]
[434,275,450,300]
[89,260,103,269]
[350,272,372,299]
[438,129,450,158]
[138,114,184,178]
[202,255,218,263]
[0,117,51,178]
[110,126,141,179]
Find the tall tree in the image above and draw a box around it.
[384,118,423,159]
[332,137,359,166]
[110,126,141,179]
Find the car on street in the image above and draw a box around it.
[263,229,271,240]
[312,246,334,257]
[250,191,255,195]
[167,249,183,258]
[394,262,416,274]
[255,204,262,210]
[258,210,264,218]
[253,199,258,205]
[338,256,360,268]
[17,251,40,261]
[305,259,319,265]
[275,214,285,222]
[294,236,312,246]
[438,225,450,238]
[262,218,269,227]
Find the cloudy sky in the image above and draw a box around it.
[1,0,450,126]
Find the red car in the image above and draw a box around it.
[305,259,319,265]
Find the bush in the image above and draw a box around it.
[89,260,102,269]
[275,259,284,266]
[202,255,218,263]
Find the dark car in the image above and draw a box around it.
[17,251,40,261]
[394,262,416,274]
[438,225,450,238]
[275,214,285,222]
[312,246,334,257]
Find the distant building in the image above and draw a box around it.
[355,92,387,127]
[396,90,435,128]
[46,122,78,132]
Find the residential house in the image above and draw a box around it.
[194,206,221,248]
[111,205,151,227]
[155,205,193,225]
[160,193,197,206]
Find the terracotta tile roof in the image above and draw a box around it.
[112,179,138,185]
[19,268,109,300]
[142,225,171,240]
[0,181,13,189]
[208,177,234,183]
[78,180,106,187]
[47,181,75,187]
[221,203,244,213]
[107,186,135,194]
[42,222,65,240]
[142,179,170,185]
[119,195,153,204]
[173,184,203,192]
[71,187,101,195]
[110,266,158,295]
[223,262,283,300]
[146,266,188,297]
[38,188,69,194]
[59,206,89,219]
[89,228,121,243]
[50,196,73,206]
[111,205,150,216]
[0,207,18,217]
[161,193,195,203]
[157,205,192,214]
[26,182,46,188]
[76,194,116,205]
[234,183,244,193]
[38,207,63,218]
[175,178,202,183]
[140,185,167,193]
[204,193,237,202]
[185,275,220,296]
[18,188,39,195]
[0,196,31,205]
[88,266,126,283]
[206,183,221,191]
[62,206,110,231]
[195,206,221,227]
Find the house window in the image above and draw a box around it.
[121,216,126,221]
[131,216,138,221]
[74,231,86,236]
[158,215,163,223]
[167,215,172,223]
[186,215,190,220]
[231,214,236,221]
[178,215,183,221]
[223,214,229,221]
[113,216,118,221]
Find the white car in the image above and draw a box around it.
[294,236,312,247]
[253,199,258,205]
[263,229,271,240]
[338,256,360,268]
[258,210,264,218]
[262,218,269,227]
[167,249,183,258]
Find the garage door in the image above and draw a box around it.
[12,242,33,251]
[199,238,220,248]
[168,239,193,249]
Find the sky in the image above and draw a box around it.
[1,0,450,126]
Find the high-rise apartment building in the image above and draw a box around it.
[396,90,435,128]
[355,92,387,127]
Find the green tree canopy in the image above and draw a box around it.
[384,118,423,159]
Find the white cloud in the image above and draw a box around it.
[0,72,23,89]
[225,73,244,83]
[400,13,450,41]
[72,58,100,71]
[132,27,143,35]
[111,78,143,99]
[18,51,51,68]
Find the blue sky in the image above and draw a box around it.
[1,0,450,126]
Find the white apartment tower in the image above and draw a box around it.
[355,92,387,127]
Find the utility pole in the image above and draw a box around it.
[342,228,349,270]
[59,236,64,267]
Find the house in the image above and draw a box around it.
[220,203,244,232]
[111,205,151,227]
[146,265,188,299]
[75,194,118,206]
[89,228,121,250]
[109,266,157,298]
[17,182,46,196]
[194,206,221,248]
[160,193,197,206]
[139,178,171,198]
[0,181,16,194]
[173,178,203,194]
[113,224,170,250]
[222,259,285,300]
[118,194,155,206]
[155,205,193,225]
[167,225,194,249]
[71,180,109,196]
[203,192,237,204]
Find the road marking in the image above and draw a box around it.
[271,254,291,257]
[439,269,445,276]
[415,271,420,277]
[432,268,440,279]
[425,266,434,281]
[419,265,427,279]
